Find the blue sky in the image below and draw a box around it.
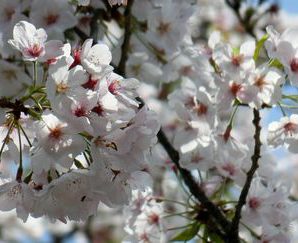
[281,0,298,13]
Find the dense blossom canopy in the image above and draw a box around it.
[1,0,298,242]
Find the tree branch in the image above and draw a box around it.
[73,27,89,41]
[157,130,231,236]
[0,98,29,120]
[117,0,134,76]
[113,0,232,237]
[228,108,261,242]
[225,0,256,38]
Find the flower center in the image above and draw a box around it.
[254,76,266,89]
[191,154,204,163]
[290,58,298,73]
[140,233,149,241]
[108,80,120,94]
[157,22,171,36]
[231,54,244,66]
[180,66,193,76]
[221,163,235,176]
[284,122,297,135]
[230,82,242,96]
[44,14,59,26]
[197,103,208,116]
[92,104,104,116]
[5,8,15,21]
[56,83,69,93]
[49,127,62,140]
[248,197,261,210]
[74,106,87,117]
[70,49,81,68]
[148,213,159,225]
[82,76,98,90]
[79,16,91,27]
[185,96,196,109]
[26,44,44,58]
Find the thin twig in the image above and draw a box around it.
[16,124,23,182]
[228,109,261,242]
[0,98,29,119]
[225,0,256,38]
[73,27,89,41]
[116,0,134,76]
[157,130,231,237]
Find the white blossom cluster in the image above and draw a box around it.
[1,0,298,242]
[0,19,160,223]
[166,27,298,241]
[77,0,127,6]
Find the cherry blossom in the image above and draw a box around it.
[77,0,90,6]
[248,65,285,109]
[267,114,298,153]
[213,40,256,80]
[30,0,77,39]
[80,39,113,76]
[108,0,128,6]
[8,21,63,61]
[30,110,86,174]
[1,1,298,242]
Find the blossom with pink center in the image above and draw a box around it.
[46,56,90,109]
[108,0,128,6]
[30,0,77,40]
[267,114,298,153]
[91,107,159,172]
[8,21,63,62]
[0,181,35,222]
[106,72,140,107]
[213,40,256,80]
[77,0,90,6]
[241,178,292,230]
[80,39,113,76]
[247,65,285,109]
[124,190,167,243]
[30,110,85,174]
[168,77,216,132]
[173,129,215,171]
[265,27,298,86]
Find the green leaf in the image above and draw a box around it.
[171,223,200,241]
[208,232,224,243]
[282,95,298,103]
[269,59,284,69]
[244,7,255,22]
[28,109,41,120]
[74,159,85,169]
[253,34,269,61]
[232,47,240,55]
[23,171,33,184]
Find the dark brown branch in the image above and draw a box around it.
[224,2,264,241]
[94,0,233,240]
[113,0,231,237]
[73,27,89,41]
[157,130,231,237]
[228,109,261,242]
[225,0,256,38]
[0,98,29,120]
[116,0,134,76]
[90,9,103,40]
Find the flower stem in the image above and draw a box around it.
[16,123,23,182]
[33,61,38,87]
[0,121,14,159]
